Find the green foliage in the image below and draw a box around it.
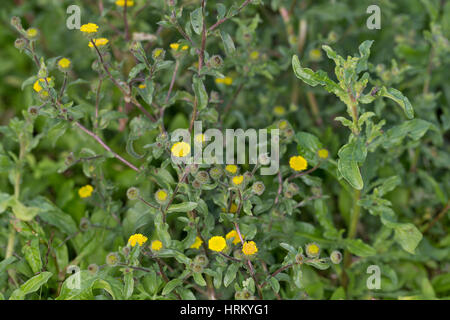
[0,0,449,300]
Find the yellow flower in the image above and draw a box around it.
[208,236,226,252]
[318,149,329,159]
[151,240,163,251]
[138,83,146,89]
[181,45,189,51]
[232,175,244,185]
[273,106,286,116]
[190,236,203,249]
[78,185,94,198]
[278,120,288,129]
[115,0,134,6]
[170,43,180,50]
[194,133,206,144]
[225,164,238,174]
[153,48,163,58]
[226,230,242,245]
[33,77,52,93]
[58,58,71,69]
[171,141,191,157]
[88,38,109,48]
[309,48,322,61]
[250,51,259,60]
[26,28,38,39]
[289,155,308,172]
[215,77,233,85]
[242,241,258,256]
[155,189,168,203]
[221,203,238,214]
[128,233,148,247]
[80,23,99,34]
[305,242,320,257]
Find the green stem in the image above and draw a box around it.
[342,188,361,288]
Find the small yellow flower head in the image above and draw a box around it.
[208,236,226,252]
[209,166,223,180]
[26,28,39,40]
[170,43,180,51]
[128,233,148,247]
[155,189,168,204]
[152,48,165,60]
[273,106,286,116]
[80,23,99,34]
[318,148,329,159]
[226,230,242,245]
[215,77,233,85]
[33,78,52,94]
[138,83,146,89]
[181,45,189,51]
[225,164,238,175]
[242,241,258,256]
[78,184,94,198]
[88,38,109,48]
[232,175,244,186]
[278,120,288,130]
[309,48,323,62]
[115,0,134,7]
[222,203,238,214]
[151,240,163,251]
[289,155,308,172]
[190,236,203,249]
[305,242,320,258]
[250,51,259,60]
[194,133,206,144]
[171,141,191,157]
[58,58,71,71]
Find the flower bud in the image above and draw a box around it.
[208,55,223,68]
[127,187,140,200]
[152,48,165,60]
[88,263,99,275]
[295,253,305,264]
[79,217,90,231]
[14,38,27,51]
[194,254,209,267]
[209,166,223,180]
[252,181,265,196]
[192,179,202,189]
[28,106,39,117]
[10,16,24,32]
[195,171,210,184]
[25,28,39,40]
[192,263,203,273]
[330,250,342,264]
[106,252,120,266]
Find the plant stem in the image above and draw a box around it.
[342,188,361,288]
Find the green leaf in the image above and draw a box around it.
[337,139,367,190]
[123,272,134,299]
[220,31,236,56]
[167,202,198,213]
[0,256,17,273]
[8,198,40,221]
[22,238,42,274]
[380,87,414,119]
[9,272,52,300]
[345,239,376,257]
[190,8,203,35]
[393,223,423,254]
[224,263,239,287]
[192,76,208,111]
[356,40,374,73]
[292,55,342,95]
[269,277,280,293]
[193,272,207,287]
[162,278,183,295]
